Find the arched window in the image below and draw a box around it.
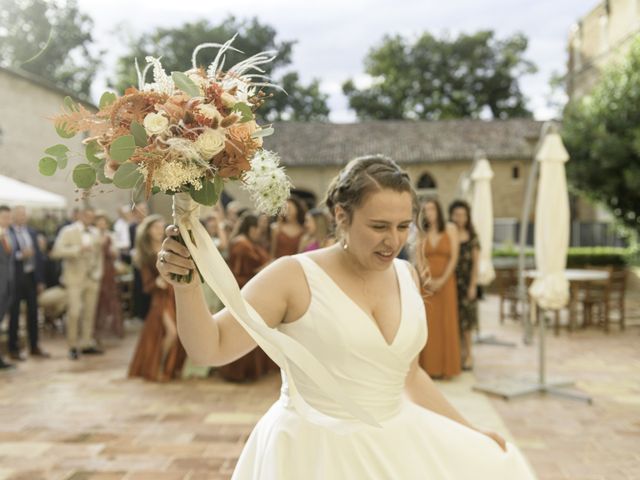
[417,172,437,190]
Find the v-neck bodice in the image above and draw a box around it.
[277,255,427,421]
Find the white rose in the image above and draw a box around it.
[197,103,223,123]
[221,92,237,108]
[195,128,226,159]
[143,112,169,136]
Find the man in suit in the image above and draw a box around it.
[8,206,49,360]
[0,205,15,369]
[51,207,104,360]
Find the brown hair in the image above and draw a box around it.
[418,198,445,233]
[324,155,429,284]
[448,199,476,239]
[134,214,165,269]
[307,208,332,245]
[325,155,417,224]
[233,211,259,240]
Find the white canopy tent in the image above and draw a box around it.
[0,175,67,209]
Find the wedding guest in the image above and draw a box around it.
[449,200,480,371]
[298,208,333,252]
[270,196,305,258]
[0,205,15,369]
[94,212,124,339]
[8,206,49,360]
[129,202,151,321]
[218,212,275,382]
[416,198,461,379]
[113,205,133,260]
[36,233,66,333]
[51,207,104,360]
[128,214,186,381]
[223,200,243,238]
[255,213,272,252]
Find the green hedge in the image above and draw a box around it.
[493,246,632,267]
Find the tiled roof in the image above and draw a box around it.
[263,119,545,167]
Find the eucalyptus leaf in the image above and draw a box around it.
[63,96,78,112]
[99,92,117,109]
[130,121,148,147]
[38,157,57,176]
[232,102,254,123]
[109,135,136,163]
[55,123,75,139]
[44,144,69,159]
[85,140,101,164]
[113,162,143,189]
[95,160,113,184]
[251,127,274,138]
[72,164,96,189]
[171,71,200,98]
[57,155,68,169]
[189,179,219,206]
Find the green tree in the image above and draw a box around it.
[0,0,100,97]
[111,17,329,121]
[562,38,640,233]
[343,31,536,120]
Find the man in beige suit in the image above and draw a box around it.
[51,207,104,360]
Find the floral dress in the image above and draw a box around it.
[455,236,480,333]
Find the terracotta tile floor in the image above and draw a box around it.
[0,294,638,479]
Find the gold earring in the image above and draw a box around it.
[342,239,348,251]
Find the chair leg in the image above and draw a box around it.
[554,310,560,336]
[499,297,504,324]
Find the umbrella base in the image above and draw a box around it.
[473,377,592,404]
[473,333,517,348]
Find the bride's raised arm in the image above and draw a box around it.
[156,226,295,367]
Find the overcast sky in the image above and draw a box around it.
[78,0,595,122]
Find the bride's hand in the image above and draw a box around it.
[156,225,197,289]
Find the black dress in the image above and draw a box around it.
[455,236,480,332]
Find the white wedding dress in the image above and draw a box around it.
[231,255,537,479]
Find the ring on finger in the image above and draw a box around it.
[159,251,167,263]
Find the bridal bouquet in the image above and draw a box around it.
[41,36,290,214]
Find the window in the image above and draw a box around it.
[417,173,437,190]
[511,165,520,180]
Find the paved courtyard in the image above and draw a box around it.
[0,294,638,480]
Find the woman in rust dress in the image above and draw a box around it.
[128,214,186,382]
[94,212,124,339]
[416,198,461,379]
[218,212,276,382]
[270,197,305,258]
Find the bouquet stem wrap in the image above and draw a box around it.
[172,193,379,431]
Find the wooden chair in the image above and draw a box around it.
[580,267,627,332]
[494,267,520,323]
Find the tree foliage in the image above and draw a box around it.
[0,0,100,97]
[343,30,536,120]
[111,17,329,121]
[562,38,640,233]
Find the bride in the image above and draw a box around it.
[157,155,536,479]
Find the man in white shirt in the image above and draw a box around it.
[51,207,104,360]
[113,205,133,259]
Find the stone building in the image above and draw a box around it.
[567,0,640,100]
[221,119,544,244]
[0,66,130,218]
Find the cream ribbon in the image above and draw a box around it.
[173,193,380,430]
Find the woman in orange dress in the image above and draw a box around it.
[218,212,276,382]
[270,197,306,258]
[416,198,461,379]
[128,214,186,382]
[94,212,124,339]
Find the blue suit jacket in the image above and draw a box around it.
[9,226,44,285]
